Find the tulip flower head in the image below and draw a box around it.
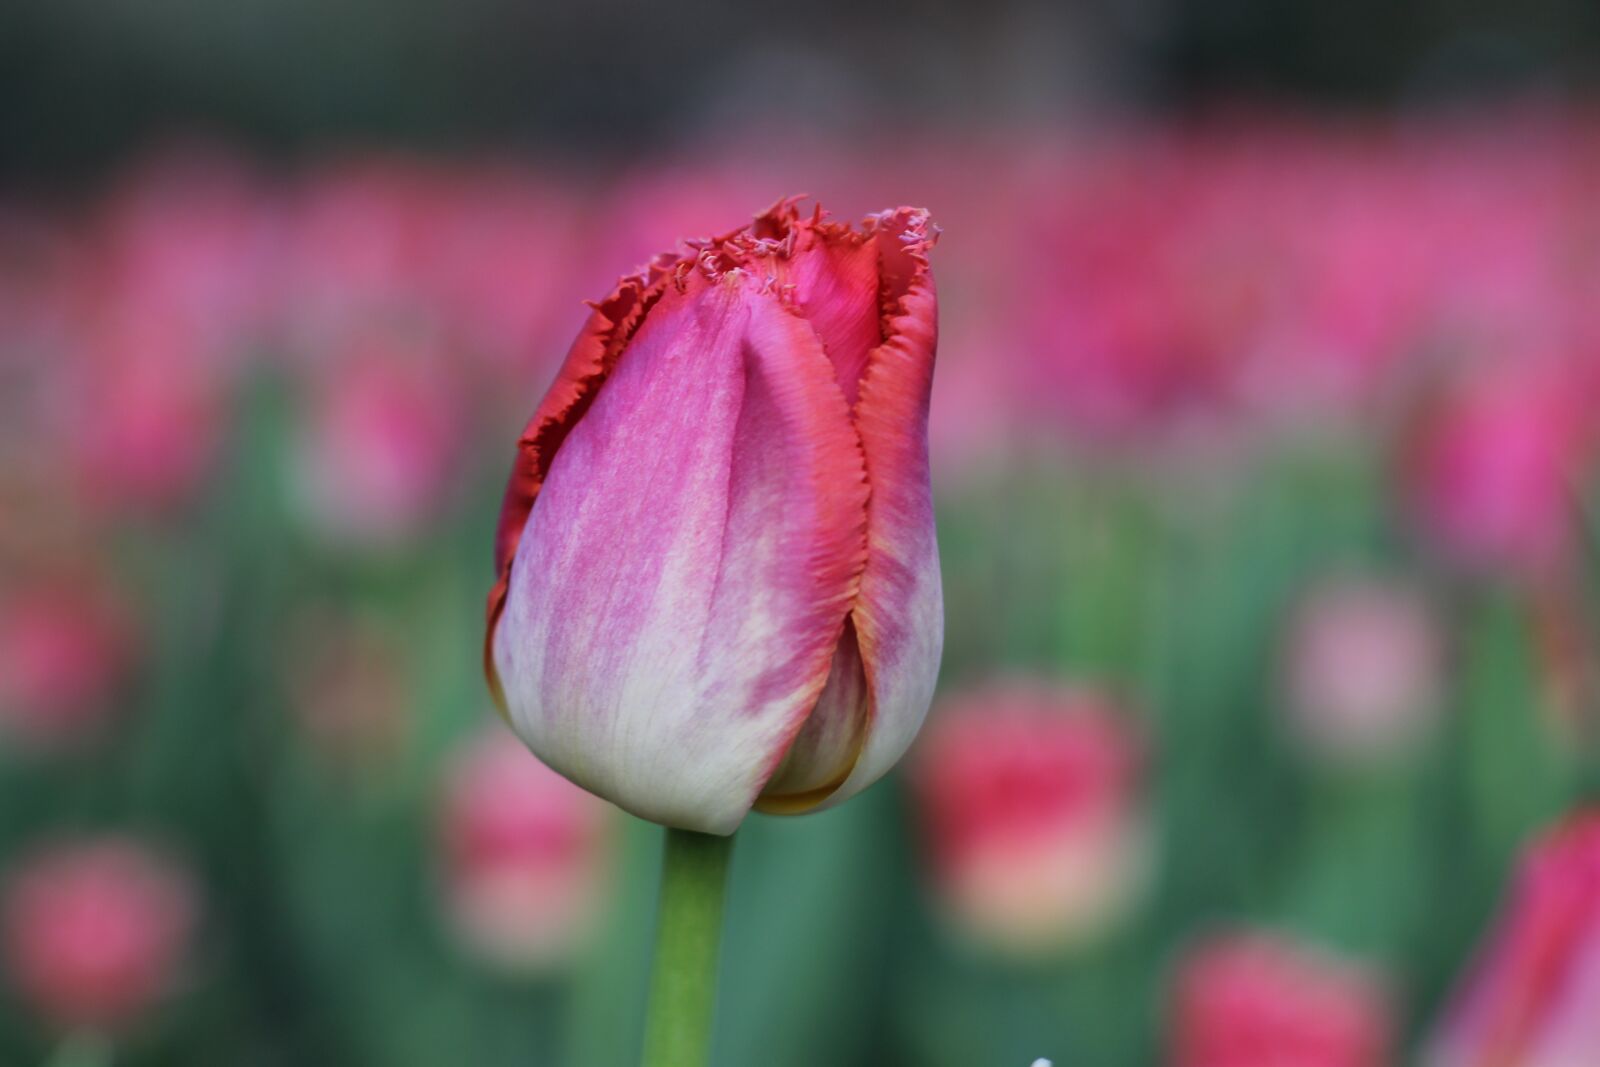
[2,838,196,1034]
[1403,360,1591,578]
[1426,811,1600,1067]
[439,726,612,971]
[486,198,943,834]
[1170,932,1394,1067]
[1282,574,1444,765]
[911,682,1147,956]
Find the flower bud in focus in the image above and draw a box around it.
[487,199,943,834]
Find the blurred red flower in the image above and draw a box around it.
[1170,932,1394,1067]
[437,725,612,972]
[2,837,197,1033]
[910,681,1146,955]
[1426,811,1600,1067]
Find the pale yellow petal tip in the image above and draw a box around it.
[485,662,512,729]
[751,778,847,816]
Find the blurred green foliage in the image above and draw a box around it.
[0,361,1582,1063]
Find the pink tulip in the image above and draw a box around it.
[438,726,612,971]
[95,147,280,362]
[281,160,450,341]
[910,682,1146,955]
[291,328,463,547]
[2,837,196,1033]
[486,198,942,834]
[0,577,134,749]
[427,169,588,381]
[1171,933,1394,1067]
[1426,811,1600,1067]
[63,306,226,515]
[1282,575,1444,764]
[1403,359,1593,578]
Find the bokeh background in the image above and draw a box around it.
[3,2,1600,1065]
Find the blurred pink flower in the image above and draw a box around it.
[63,311,226,514]
[1402,359,1594,578]
[0,577,134,750]
[49,148,278,514]
[438,725,612,972]
[1009,133,1292,444]
[281,160,450,343]
[2,837,196,1033]
[1282,574,1444,764]
[1170,932,1394,1067]
[427,168,588,382]
[290,328,463,548]
[95,147,280,362]
[910,682,1146,956]
[1426,810,1600,1067]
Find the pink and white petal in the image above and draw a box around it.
[816,209,944,812]
[485,260,676,710]
[492,273,868,834]
[1526,917,1600,1065]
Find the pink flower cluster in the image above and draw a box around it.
[4,116,1596,568]
[2,111,1599,1045]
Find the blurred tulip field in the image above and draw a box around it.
[5,66,1600,1067]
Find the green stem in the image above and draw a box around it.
[640,827,736,1067]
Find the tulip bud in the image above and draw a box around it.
[1425,811,1600,1067]
[1170,932,1393,1067]
[2,837,196,1033]
[1282,574,1444,765]
[486,198,943,834]
[910,682,1146,956]
[438,725,612,972]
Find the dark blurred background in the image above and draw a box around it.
[4,0,1600,179]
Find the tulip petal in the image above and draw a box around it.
[752,201,883,407]
[492,271,868,834]
[485,260,677,711]
[758,618,870,807]
[816,208,944,811]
